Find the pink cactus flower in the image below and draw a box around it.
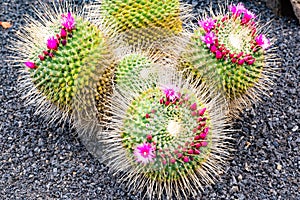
[198,107,206,116]
[24,61,36,69]
[60,28,67,38]
[255,34,270,50]
[241,10,256,24]
[134,143,155,164]
[238,59,245,65]
[190,103,197,111]
[170,158,176,164]
[61,12,75,31]
[61,39,67,46]
[38,55,45,61]
[201,32,216,48]
[210,45,217,53]
[247,58,256,65]
[162,87,180,102]
[46,36,59,50]
[229,3,246,17]
[203,127,209,135]
[183,156,189,163]
[215,50,223,59]
[198,17,216,32]
[201,141,208,147]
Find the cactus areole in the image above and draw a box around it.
[121,86,212,180]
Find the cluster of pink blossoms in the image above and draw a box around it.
[198,3,270,66]
[162,86,181,103]
[25,12,76,69]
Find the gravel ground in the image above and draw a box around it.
[0,0,299,199]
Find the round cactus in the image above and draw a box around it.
[94,50,161,121]
[12,1,112,123]
[178,2,278,115]
[99,69,232,199]
[99,0,190,45]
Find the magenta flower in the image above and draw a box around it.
[61,12,75,31]
[198,107,206,116]
[229,3,245,17]
[198,18,216,32]
[247,58,256,65]
[60,28,67,38]
[46,36,59,50]
[201,32,216,48]
[190,103,197,111]
[162,87,180,102]
[38,55,45,61]
[210,45,217,53]
[24,61,36,69]
[134,143,155,164]
[238,59,245,65]
[215,50,223,59]
[183,156,189,163]
[255,34,270,50]
[241,10,255,24]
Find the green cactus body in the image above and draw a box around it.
[180,3,271,105]
[101,0,183,43]
[94,53,157,120]
[28,16,106,110]
[114,54,154,90]
[95,63,115,120]
[121,87,212,181]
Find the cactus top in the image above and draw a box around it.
[121,86,211,181]
[197,3,270,66]
[184,2,273,102]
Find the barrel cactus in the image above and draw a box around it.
[12,1,112,123]
[179,2,278,115]
[95,48,163,121]
[99,0,191,45]
[99,69,232,199]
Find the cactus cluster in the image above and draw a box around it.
[13,0,277,199]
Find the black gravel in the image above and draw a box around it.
[1,0,299,199]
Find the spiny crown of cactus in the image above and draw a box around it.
[99,0,186,44]
[179,2,276,114]
[122,87,211,177]
[99,69,231,199]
